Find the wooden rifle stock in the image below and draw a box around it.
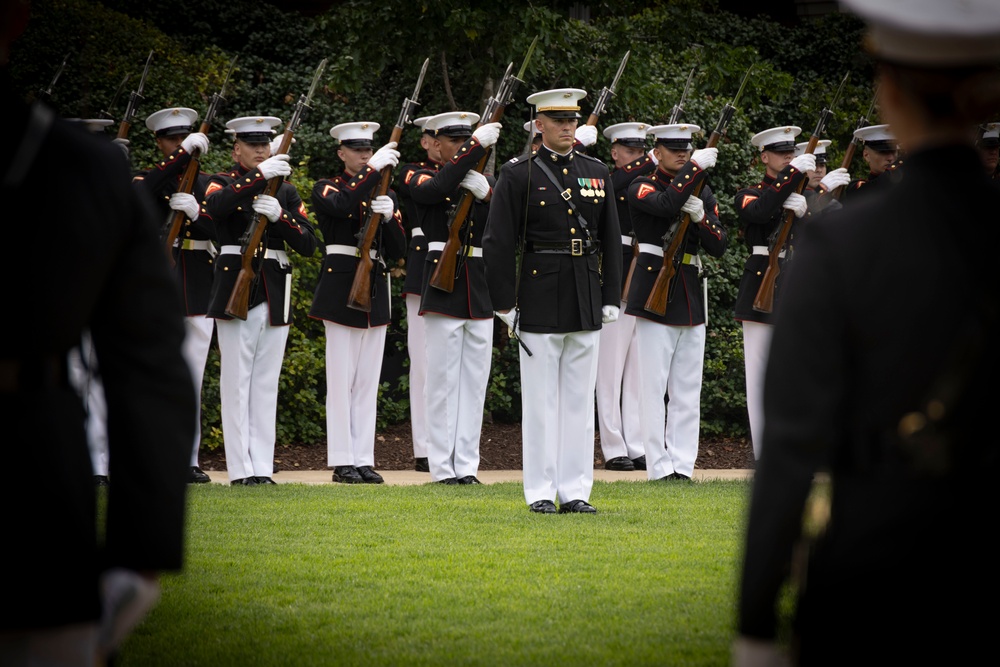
[163,123,208,265]
[621,242,638,301]
[829,140,859,201]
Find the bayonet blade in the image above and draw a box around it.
[219,54,239,98]
[731,64,754,108]
[100,73,129,120]
[42,52,69,97]
[305,58,328,105]
[516,35,538,80]
[608,50,630,94]
[831,72,849,109]
[135,50,154,95]
[411,57,429,102]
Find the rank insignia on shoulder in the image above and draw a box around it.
[740,194,758,209]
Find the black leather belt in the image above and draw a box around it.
[524,239,600,256]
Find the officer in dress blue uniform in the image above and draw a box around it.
[625,123,727,481]
[733,125,814,459]
[595,122,655,473]
[840,123,898,203]
[483,88,622,514]
[203,116,318,485]
[976,121,999,178]
[309,122,406,484]
[133,107,214,484]
[396,115,440,473]
[410,111,500,485]
[794,139,851,216]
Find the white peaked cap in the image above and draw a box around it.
[225,116,282,142]
[425,111,481,136]
[794,139,831,157]
[751,126,802,151]
[853,123,897,151]
[603,122,652,145]
[329,121,380,145]
[145,107,197,135]
[526,88,587,118]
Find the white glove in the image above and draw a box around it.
[370,194,395,218]
[601,305,619,323]
[819,167,850,192]
[789,153,816,174]
[270,134,295,156]
[112,137,130,157]
[181,131,209,156]
[690,147,718,170]
[169,192,200,221]
[258,153,291,179]
[495,309,517,331]
[96,569,161,664]
[472,122,502,148]
[648,148,658,165]
[680,195,705,221]
[368,142,400,172]
[782,192,808,218]
[252,194,282,222]
[575,124,598,147]
[460,170,490,200]
[731,636,791,667]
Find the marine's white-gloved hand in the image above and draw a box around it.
[169,192,200,221]
[648,148,658,165]
[495,309,517,331]
[370,195,395,219]
[681,195,705,221]
[782,192,808,218]
[181,132,209,156]
[690,147,718,170]
[270,134,294,156]
[252,194,282,222]
[601,305,619,323]
[368,142,400,172]
[789,153,816,174]
[111,137,130,157]
[819,167,851,192]
[472,122,502,148]
[460,170,490,200]
[258,154,291,179]
[731,636,791,667]
[96,569,161,665]
[575,124,598,147]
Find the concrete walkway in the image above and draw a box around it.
[205,469,754,486]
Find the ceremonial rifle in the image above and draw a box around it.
[428,36,537,293]
[224,58,327,320]
[163,54,238,265]
[37,52,69,103]
[99,74,129,122]
[752,73,849,314]
[346,57,430,312]
[584,49,630,128]
[831,85,878,200]
[116,50,154,140]
[622,50,699,301]
[643,65,753,316]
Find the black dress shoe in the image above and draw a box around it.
[93,475,110,487]
[604,456,635,471]
[254,476,277,485]
[529,500,557,514]
[356,466,384,484]
[456,475,482,485]
[231,477,259,486]
[630,455,647,470]
[668,472,692,481]
[189,467,211,484]
[414,457,429,473]
[332,466,363,484]
[437,477,459,485]
[559,499,597,514]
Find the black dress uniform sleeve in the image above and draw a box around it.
[269,181,317,257]
[735,163,807,228]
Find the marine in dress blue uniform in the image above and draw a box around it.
[410,111,498,485]
[625,124,727,481]
[794,139,849,216]
[133,107,215,484]
[840,123,899,204]
[483,88,622,514]
[204,116,318,485]
[595,122,655,472]
[396,115,441,473]
[309,122,406,484]
[733,125,814,458]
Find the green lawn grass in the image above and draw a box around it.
[117,479,754,666]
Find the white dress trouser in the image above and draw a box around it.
[595,301,643,461]
[519,329,600,506]
[635,319,706,479]
[216,302,289,481]
[405,293,429,460]
[182,314,214,467]
[67,333,108,477]
[742,320,773,460]
[323,321,386,468]
[423,314,492,481]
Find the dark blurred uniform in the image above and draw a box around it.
[976,120,999,178]
[309,122,405,484]
[204,115,317,485]
[483,88,621,514]
[626,123,727,481]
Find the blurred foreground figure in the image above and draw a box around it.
[734,0,1000,665]
[0,1,195,664]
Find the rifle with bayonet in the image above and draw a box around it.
[224,58,327,320]
[830,85,878,201]
[37,52,69,103]
[428,37,537,294]
[643,65,753,317]
[622,50,699,301]
[752,73,849,315]
[99,74,129,122]
[347,57,430,312]
[585,49,630,129]
[116,50,154,140]
[163,55,238,266]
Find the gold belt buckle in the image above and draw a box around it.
[571,239,583,256]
